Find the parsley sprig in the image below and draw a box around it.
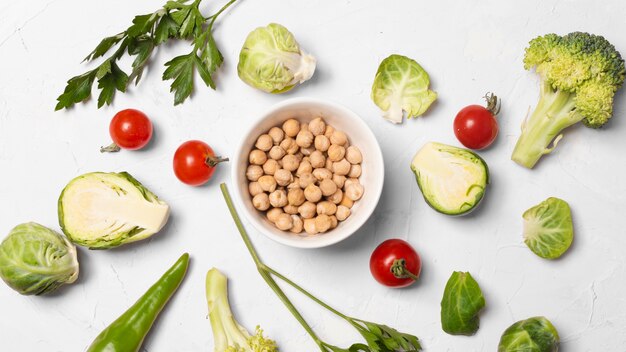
[55,0,236,110]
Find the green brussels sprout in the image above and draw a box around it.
[371,54,437,124]
[440,271,486,335]
[237,23,316,93]
[411,142,489,215]
[58,172,170,249]
[523,197,573,259]
[498,316,559,352]
[0,222,79,295]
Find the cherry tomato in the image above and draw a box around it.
[453,93,500,150]
[173,140,228,186]
[107,109,153,151]
[370,239,421,288]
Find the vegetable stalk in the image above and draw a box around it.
[220,183,422,351]
[86,253,189,352]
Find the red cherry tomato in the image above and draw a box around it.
[370,239,421,288]
[453,93,500,150]
[107,109,153,151]
[173,140,228,186]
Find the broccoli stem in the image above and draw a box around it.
[512,81,584,168]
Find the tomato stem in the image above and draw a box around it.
[390,258,419,281]
[484,92,501,116]
[205,156,229,167]
[100,143,121,153]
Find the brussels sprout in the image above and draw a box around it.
[0,222,79,295]
[440,271,485,335]
[498,317,559,352]
[58,172,170,249]
[237,23,316,93]
[411,142,489,215]
[523,197,573,259]
[371,54,437,124]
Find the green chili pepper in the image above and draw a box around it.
[87,253,189,352]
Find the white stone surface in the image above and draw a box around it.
[1,0,625,351]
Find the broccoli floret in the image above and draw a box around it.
[206,269,278,352]
[512,32,625,168]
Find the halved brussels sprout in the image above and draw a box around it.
[0,222,79,295]
[498,316,559,352]
[411,142,489,215]
[523,197,573,259]
[238,23,316,93]
[371,54,437,124]
[58,172,170,249]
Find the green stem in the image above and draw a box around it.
[220,183,327,351]
[390,258,420,281]
[208,0,237,29]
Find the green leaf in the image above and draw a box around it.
[83,34,123,62]
[498,317,559,352]
[55,70,97,110]
[193,32,223,89]
[356,320,422,351]
[154,14,180,44]
[127,13,156,38]
[176,6,204,38]
[128,35,155,84]
[163,53,195,105]
[96,61,129,108]
[523,197,574,260]
[440,271,485,336]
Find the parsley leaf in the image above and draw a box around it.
[163,53,196,105]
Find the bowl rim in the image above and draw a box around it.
[230,97,385,249]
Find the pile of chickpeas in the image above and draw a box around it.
[246,117,364,235]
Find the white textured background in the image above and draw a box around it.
[1,0,625,351]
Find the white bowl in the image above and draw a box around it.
[231,98,385,248]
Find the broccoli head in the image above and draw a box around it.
[512,32,625,168]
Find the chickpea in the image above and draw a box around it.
[281,137,299,154]
[249,149,267,165]
[317,201,337,215]
[329,215,338,229]
[315,214,332,233]
[313,168,333,181]
[332,174,346,189]
[344,177,359,189]
[346,146,363,164]
[275,213,293,230]
[325,158,334,170]
[299,173,316,188]
[324,125,335,139]
[300,123,309,132]
[246,165,263,181]
[290,215,304,233]
[258,175,277,192]
[267,208,283,223]
[282,154,300,172]
[268,127,284,144]
[269,146,286,160]
[269,189,288,208]
[348,164,362,178]
[303,218,318,235]
[262,159,280,175]
[340,194,354,208]
[314,135,330,152]
[336,205,351,221]
[248,182,263,196]
[304,184,322,202]
[283,204,299,215]
[345,182,364,201]
[298,202,317,219]
[294,152,304,162]
[310,150,326,168]
[301,146,315,156]
[252,193,270,211]
[309,117,326,136]
[332,159,351,176]
[296,160,312,176]
[319,179,337,197]
[287,180,301,190]
[327,144,345,162]
[274,169,293,186]
[328,189,343,204]
[282,119,300,137]
[255,134,273,151]
[287,188,305,206]
[295,130,314,148]
[330,130,348,146]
